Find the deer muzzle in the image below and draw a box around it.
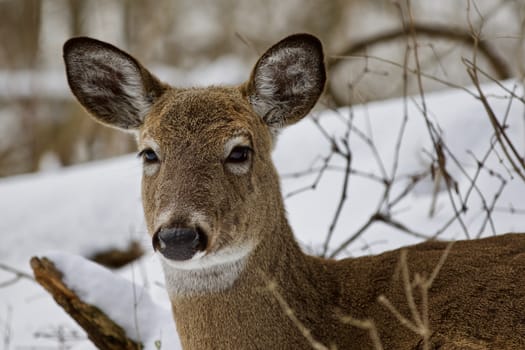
[152,227,208,261]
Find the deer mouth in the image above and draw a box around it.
[152,226,208,261]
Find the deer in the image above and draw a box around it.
[63,33,525,349]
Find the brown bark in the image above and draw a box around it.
[30,256,141,350]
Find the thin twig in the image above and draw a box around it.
[337,311,384,350]
[266,279,334,350]
[0,262,34,288]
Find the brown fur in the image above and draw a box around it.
[172,232,525,349]
[64,34,525,349]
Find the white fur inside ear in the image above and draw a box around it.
[261,47,314,96]
[79,49,151,121]
[251,47,305,119]
[65,39,161,130]
[249,44,322,129]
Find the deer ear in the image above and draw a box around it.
[63,37,166,131]
[245,34,326,130]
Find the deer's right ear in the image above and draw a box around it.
[244,34,326,131]
[63,37,166,131]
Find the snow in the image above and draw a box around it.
[49,252,181,349]
[278,81,525,254]
[0,78,524,348]
[0,156,145,263]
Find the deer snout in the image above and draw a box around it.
[153,227,208,261]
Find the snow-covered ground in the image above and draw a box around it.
[1,78,524,348]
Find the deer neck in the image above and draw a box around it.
[162,211,319,295]
[168,215,342,348]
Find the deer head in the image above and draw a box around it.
[64,34,325,293]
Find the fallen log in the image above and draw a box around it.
[30,256,141,350]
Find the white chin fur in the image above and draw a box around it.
[160,243,255,295]
[160,243,253,270]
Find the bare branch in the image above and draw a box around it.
[337,310,384,350]
[0,262,33,288]
[266,279,334,350]
[328,23,511,79]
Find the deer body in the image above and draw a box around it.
[64,34,525,349]
[170,231,525,349]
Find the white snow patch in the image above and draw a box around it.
[48,252,181,350]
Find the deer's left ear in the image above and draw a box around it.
[63,37,166,131]
[244,34,326,130]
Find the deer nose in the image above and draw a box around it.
[152,227,208,261]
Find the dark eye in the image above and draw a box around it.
[138,149,159,163]
[227,146,251,163]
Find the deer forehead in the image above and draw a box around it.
[139,88,271,153]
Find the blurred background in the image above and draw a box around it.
[0,0,524,177]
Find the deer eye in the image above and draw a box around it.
[138,149,159,163]
[226,146,251,163]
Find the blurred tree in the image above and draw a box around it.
[68,0,87,36]
[0,0,41,68]
[0,0,524,177]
